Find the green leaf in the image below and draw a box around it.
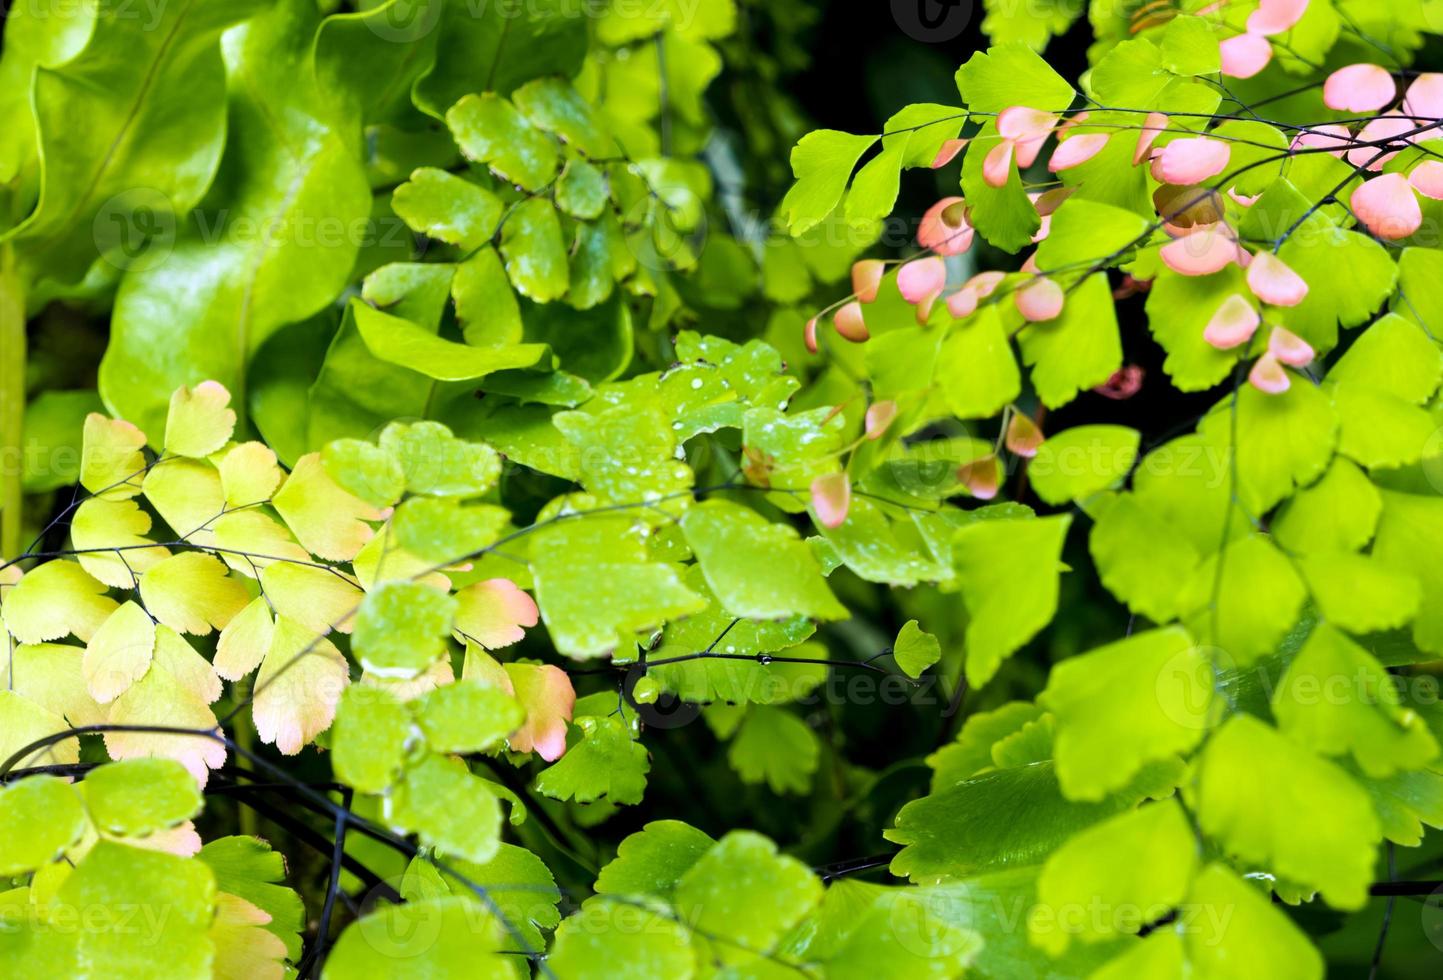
[1041,627,1212,802]
[1197,380,1338,515]
[1036,201,1149,271]
[779,130,879,236]
[12,0,262,283]
[1296,551,1420,633]
[391,754,502,864]
[445,93,559,192]
[3,559,117,645]
[556,158,610,219]
[727,706,820,795]
[0,776,86,875]
[680,500,846,621]
[198,836,305,960]
[352,582,457,678]
[954,43,1074,112]
[953,515,1071,686]
[21,390,102,493]
[885,759,1183,881]
[893,620,942,679]
[595,820,716,899]
[331,686,412,794]
[412,843,561,952]
[981,0,1084,50]
[674,831,823,965]
[81,758,202,837]
[415,0,588,112]
[530,515,706,658]
[818,498,952,587]
[1193,714,1380,908]
[500,197,571,302]
[513,77,615,158]
[320,438,406,508]
[1144,266,1247,390]
[1032,800,1197,953]
[961,123,1040,252]
[1278,215,1397,353]
[1029,425,1139,505]
[1017,274,1124,408]
[455,247,524,345]
[535,714,650,805]
[548,898,694,980]
[416,680,525,754]
[392,498,510,565]
[938,306,1021,418]
[352,300,550,381]
[1373,489,1443,655]
[326,895,511,978]
[1159,14,1220,74]
[1272,457,1382,555]
[927,701,1046,789]
[392,168,503,250]
[1181,534,1307,667]
[100,0,371,439]
[1273,622,1436,778]
[58,841,217,980]
[379,420,504,498]
[648,568,821,705]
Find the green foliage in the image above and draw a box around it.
[2,0,1443,975]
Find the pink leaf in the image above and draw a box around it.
[851,259,885,303]
[1245,250,1309,306]
[1246,0,1309,34]
[503,663,575,762]
[997,106,1059,142]
[455,579,538,650]
[918,197,973,256]
[1160,226,1242,276]
[1048,133,1109,172]
[914,289,941,324]
[957,456,1000,500]
[1015,277,1064,322]
[1005,413,1043,457]
[983,140,1015,189]
[834,301,870,342]
[1346,116,1413,171]
[810,472,851,529]
[1150,137,1231,185]
[865,401,898,440]
[1404,73,1443,118]
[897,256,947,303]
[1133,112,1169,166]
[931,138,968,169]
[947,286,979,319]
[1410,161,1443,200]
[1202,294,1262,350]
[1268,326,1315,367]
[1248,351,1291,394]
[1220,34,1273,79]
[967,271,1006,298]
[1323,63,1396,112]
[1352,173,1423,240]
[1093,365,1144,400]
[1032,186,1073,216]
[1290,124,1352,158]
